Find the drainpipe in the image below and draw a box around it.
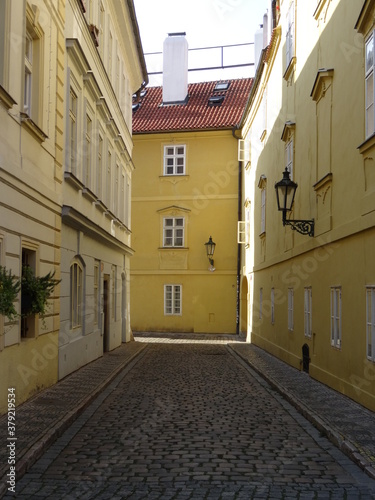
[232,126,242,336]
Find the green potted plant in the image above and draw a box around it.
[21,267,60,318]
[0,266,21,321]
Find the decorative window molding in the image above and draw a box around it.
[66,38,90,75]
[0,85,16,110]
[310,68,334,103]
[355,0,374,36]
[314,0,332,23]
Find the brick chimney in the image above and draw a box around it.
[162,32,188,104]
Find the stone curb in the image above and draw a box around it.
[227,344,375,481]
[0,343,148,498]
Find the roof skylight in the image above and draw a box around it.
[214,82,230,92]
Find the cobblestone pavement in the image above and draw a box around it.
[6,340,375,499]
[0,341,147,498]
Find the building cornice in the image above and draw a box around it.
[62,206,134,255]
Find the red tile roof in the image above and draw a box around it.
[132,78,253,134]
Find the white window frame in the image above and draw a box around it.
[164,145,186,175]
[69,86,78,175]
[285,138,294,180]
[286,1,295,71]
[163,217,184,247]
[71,261,83,329]
[164,284,182,315]
[288,288,294,331]
[0,0,10,89]
[24,32,33,116]
[94,260,100,327]
[96,129,104,198]
[330,287,342,348]
[304,287,312,338]
[238,139,250,163]
[261,187,266,234]
[84,109,92,188]
[366,286,375,362]
[366,31,375,138]
[106,147,112,208]
[24,7,44,127]
[111,265,116,321]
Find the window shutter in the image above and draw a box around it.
[237,221,246,244]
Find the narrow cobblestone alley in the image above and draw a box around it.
[8,343,375,499]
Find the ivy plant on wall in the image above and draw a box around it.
[0,266,21,321]
[21,267,60,318]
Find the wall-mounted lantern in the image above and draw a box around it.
[204,236,216,272]
[274,168,314,237]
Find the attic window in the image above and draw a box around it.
[214,82,230,91]
[208,95,225,106]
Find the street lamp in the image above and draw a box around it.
[204,236,216,272]
[275,168,314,237]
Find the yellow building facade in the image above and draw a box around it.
[240,0,375,410]
[0,0,147,413]
[0,0,64,413]
[131,65,252,334]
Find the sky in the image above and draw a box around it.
[133,0,270,86]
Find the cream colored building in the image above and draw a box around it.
[0,0,147,412]
[240,0,375,411]
[0,0,64,412]
[131,34,252,335]
[59,0,147,379]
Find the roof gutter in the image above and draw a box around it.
[127,0,149,87]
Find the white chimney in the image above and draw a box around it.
[163,32,188,104]
[254,24,264,68]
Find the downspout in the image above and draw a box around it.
[232,125,242,336]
